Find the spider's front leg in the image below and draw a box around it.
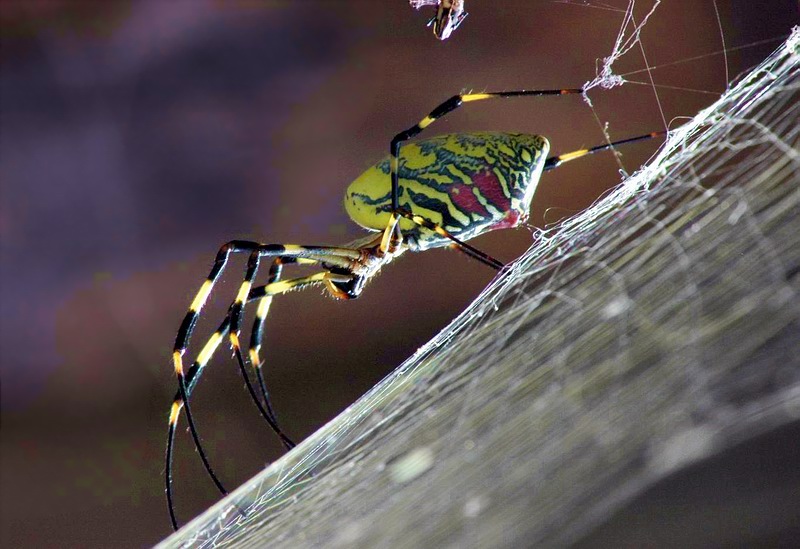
[166,242,362,530]
[223,245,362,448]
[248,257,301,424]
[172,240,260,385]
[227,249,353,448]
[170,243,296,478]
[227,250,295,447]
[166,257,312,506]
[171,242,363,448]
[176,257,293,426]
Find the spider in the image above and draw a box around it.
[165,85,665,530]
[410,0,468,40]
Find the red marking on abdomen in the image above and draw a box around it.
[448,181,490,217]
[473,169,511,212]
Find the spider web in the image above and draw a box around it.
[158,22,800,549]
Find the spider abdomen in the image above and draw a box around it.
[345,132,549,250]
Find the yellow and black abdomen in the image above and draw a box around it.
[344,132,549,250]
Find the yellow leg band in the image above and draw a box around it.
[557,149,590,163]
[235,281,252,304]
[172,351,184,375]
[196,330,224,367]
[169,401,182,425]
[462,93,492,102]
[256,296,273,319]
[189,280,213,312]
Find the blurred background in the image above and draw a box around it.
[0,1,796,546]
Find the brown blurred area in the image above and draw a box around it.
[0,1,795,546]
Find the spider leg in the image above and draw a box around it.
[224,245,362,451]
[175,256,329,405]
[166,258,288,531]
[167,240,262,530]
[543,130,668,171]
[180,256,331,422]
[167,309,245,531]
[381,87,584,253]
[229,269,355,429]
[229,254,291,432]
[227,253,326,451]
[248,258,291,424]
[247,256,318,422]
[167,242,360,530]
[171,242,360,448]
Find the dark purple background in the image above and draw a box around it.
[1,1,795,546]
